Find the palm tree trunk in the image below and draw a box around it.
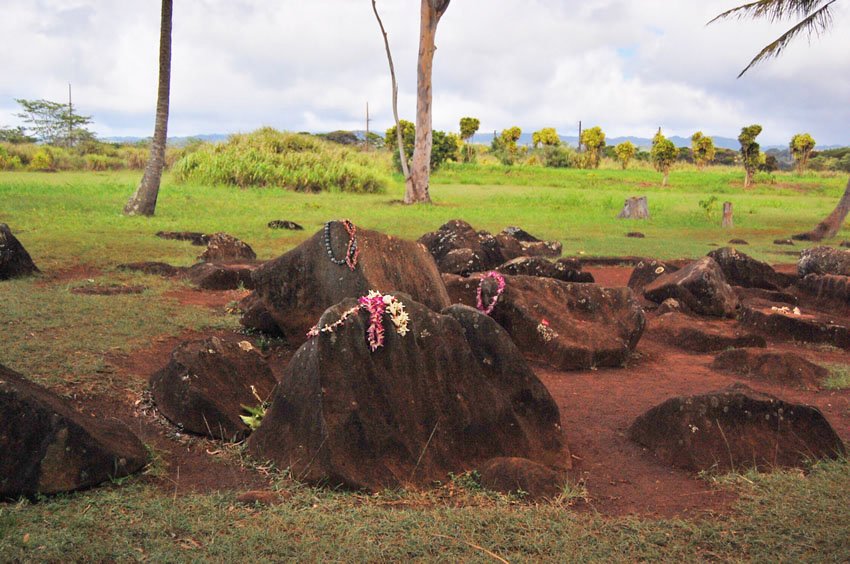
[792,176,850,241]
[124,0,172,216]
[408,0,449,204]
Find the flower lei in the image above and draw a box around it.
[323,219,360,270]
[536,318,558,343]
[306,291,409,352]
[476,271,506,315]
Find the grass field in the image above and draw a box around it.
[1,165,849,560]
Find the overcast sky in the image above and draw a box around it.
[1,0,848,145]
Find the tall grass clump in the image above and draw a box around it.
[172,127,389,193]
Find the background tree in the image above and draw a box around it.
[15,98,93,147]
[579,126,605,169]
[459,116,480,163]
[124,0,172,216]
[386,120,457,171]
[738,124,762,187]
[651,129,677,185]
[532,127,560,148]
[491,126,522,165]
[790,132,816,174]
[408,0,452,204]
[0,126,36,144]
[614,141,637,170]
[691,131,716,170]
[712,0,847,240]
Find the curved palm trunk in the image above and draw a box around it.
[792,176,850,241]
[124,0,172,216]
[408,0,450,204]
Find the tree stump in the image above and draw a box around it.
[617,196,650,219]
[722,202,734,228]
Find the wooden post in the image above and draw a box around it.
[617,196,650,219]
[577,120,582,153]
[722,201,734,228]
[68,83,73,148]
[365,101,370,151]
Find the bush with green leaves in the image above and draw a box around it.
[739,124,763,187]
[614,141,636,170]
[173,128,388,193]
[491,126,523,165]
[541,145,575,168]
[386,120,459,173]
[691,131,716,169]
[651,129,677,186]
[579,126,605,169]
[790,133,816,174]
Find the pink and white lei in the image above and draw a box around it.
[476,271,506,315]
[307,290,409,352]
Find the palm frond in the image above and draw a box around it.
[709,0,838,76]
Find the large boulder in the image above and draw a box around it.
[418,220,506,273]
[149,337,277,441]
[418,220,562,275]
[0,223,39,280]
[246,223,450,345]
[1,364,147,497]
[798,246,850,277]
[629,384,845,472]
[445,274,646,370]
[707,247,793,290]
[644,257,739,317]
[246,297,568,490]
[496,256,593,283]
[711,349,826,391]
[198,233,256,262]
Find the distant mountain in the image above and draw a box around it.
[101,133,229,146]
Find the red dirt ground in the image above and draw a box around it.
[75,269,850,518]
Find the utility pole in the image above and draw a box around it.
[365,101,371,151]
[68,83,74,148]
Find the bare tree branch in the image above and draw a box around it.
[371,0,411,183]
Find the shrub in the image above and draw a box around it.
[541,145,574,168]
[30,147,56,171]
[173,128,388,193]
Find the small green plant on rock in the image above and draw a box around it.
[240,385,270,431]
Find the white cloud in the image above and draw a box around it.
[0,0,848,145]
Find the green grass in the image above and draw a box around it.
[823,363,850,390]
[1,166,848,271]
[0,459,848,561]
[2,164,850,560]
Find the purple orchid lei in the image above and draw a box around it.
[476,271,506,315]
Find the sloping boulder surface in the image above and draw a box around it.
[246,298,567,490]
[740,302,850,349]
[496,256,593,283]
[627,259,679,294]
[707,247,793,290]
[150,337,277,441]
[445,274,646,370]
[118,261,181,277]
[198,232,256,262]
[246,224,450,345]
[479,457,566,500]
[647,312,765,353]
[711,348,825,391]
[185,262,259,290]
[644,257,739,317]
[0,223,39,280]
[798,246,850,277]
[797,273,850,305]
[1,364,147,497]
[629,384,845,472]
